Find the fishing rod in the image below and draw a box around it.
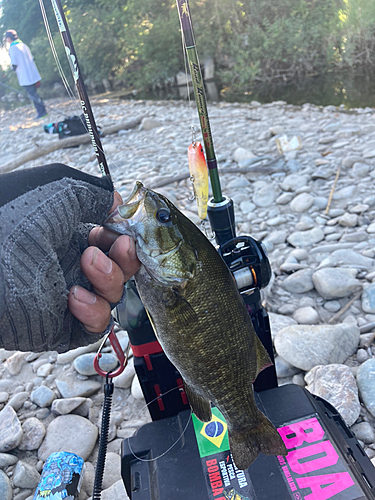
[48,0,110,178]
[176,0,235,245]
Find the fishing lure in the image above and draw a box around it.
[188,141,209,219]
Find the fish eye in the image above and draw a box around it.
[156,207,171,223]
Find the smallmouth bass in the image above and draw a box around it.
[104,182,287,469]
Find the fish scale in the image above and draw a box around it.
[104,181,287,469]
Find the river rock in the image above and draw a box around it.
[292,306,319,324]
[233,147,255,163]
[55,378,101,398]
[73,353,118,376]
[140,117,162,131]
[268,313,297,339]
[102,452,122,490]
[19,418,46,450]
[290,193,314,212]
[0,405,23,452]
[5,352,29,376]
[317,249,374,270]
[357,359,375,417]
[281,174,308,191]
[305,364,360,426]
[7,391,29,412]
[13,460,40,489]
[88,479,130,500]
[275,356,300,378]
[274,323,360,371]
[0,470,12,500]
[113,358,135,389]
[253,185,277,207]
[351,422,375,444]
[312,268,362,299]
[361,283,375,313]
[30,386,56,408]
[131,375,144,400]
[281,269,314,294]
[51,397,87,415]
[38,415,98,461]
[287,227,325,247]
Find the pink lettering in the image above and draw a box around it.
[297,472,355,500]
[287,441,338,474]
[278,418,325,449]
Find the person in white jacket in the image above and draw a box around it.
[5,29,47,118]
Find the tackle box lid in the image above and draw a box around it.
[121,384,375,500]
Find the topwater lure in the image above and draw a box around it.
[188,141,209,219]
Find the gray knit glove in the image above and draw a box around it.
[0,163,114,352]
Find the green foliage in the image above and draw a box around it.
[1,0,375,95]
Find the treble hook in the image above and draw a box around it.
[200,220,215,240]
[93,326,130,378]
[191,125,196,145]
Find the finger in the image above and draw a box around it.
[88,191,123,250]
[80,246,126,304]
[109,235,141,282]
[68,286,112,333]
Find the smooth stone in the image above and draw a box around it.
[276,192,293,205]
[51,397,87,415]
[102,452,122,490]
[338,213,358,227]
[281,269,314,294]
[279,262,307,273]
[19,418,46,451]
[362,283,375,313]
[113,358,135,389]
[253,185,277,207]
[0,393,8,404]
[351,422,375,444]
[38,415,98,461]
[314,196,329,209]
[36,363,54,378]
[317,249,374,270]
[5,352,29,376]
[292,306,319,324]
[226,177,251,189]
[73,353,118,377]
[367,222,375,234]
[275,323,360,371]
[333,185,357,200]
[264,230,287,245]
[357,349,368,363]
[7,391,29,412]
[312,268,362,299]
[131,375,144,400]
[305,364,360,426]
[323,300,341,312]
[281,174,309,192]
[233,147,255,163]
[0,470,12,500]
[290,249,309,261]
[290,193,314,213]
[239,200,256,213]
[275,356,300,378]
[268,313,297,340]
[30,386,56,408]
[287,227,325,247]
[357,359,375,417]
[88,479,130,500]
[140,117,162,131]
[0,453,18,468]
[56,339,103,364]
[55,378,101,398]
[0,405,23,452]
[13,460,40,489]
[351,162,370,177]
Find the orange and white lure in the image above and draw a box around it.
[188,141,209,219]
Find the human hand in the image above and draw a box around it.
[68,191,141,334]
[0,163,138,353]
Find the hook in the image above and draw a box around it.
[191,125,196,145]
[93,327,130,378]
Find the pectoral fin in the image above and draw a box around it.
[184,381,212,422]
[254,334,273,380]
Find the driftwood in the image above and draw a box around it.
[0,117,143,174]
[150,157,285,189]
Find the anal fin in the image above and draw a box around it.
[184,382,212,422]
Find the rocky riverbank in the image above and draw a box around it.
[1,96,375,499]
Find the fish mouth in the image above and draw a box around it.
[103,181,146,235]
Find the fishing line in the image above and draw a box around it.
[127,385,192,462]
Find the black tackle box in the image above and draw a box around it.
[121,383,375,500]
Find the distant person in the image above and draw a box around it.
[5,29,47,119]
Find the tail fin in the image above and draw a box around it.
[228,411,287,470]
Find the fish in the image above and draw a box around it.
[188,141,209,219]
[104,182,287,469]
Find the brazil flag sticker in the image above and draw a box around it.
[192,407,230,458]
